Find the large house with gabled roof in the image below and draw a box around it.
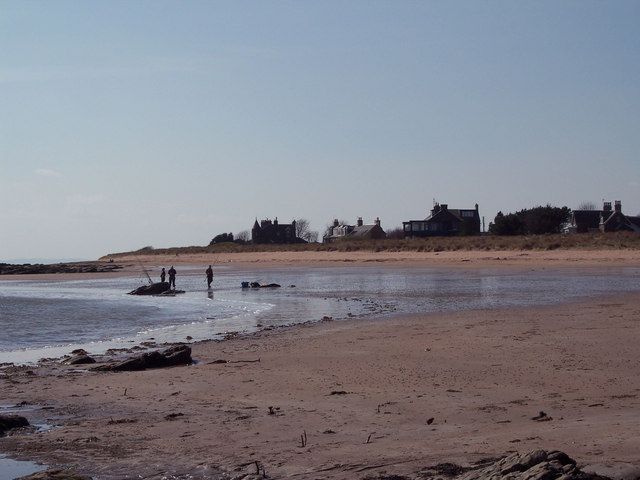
[566,201,640,233]
[403,202,481,237]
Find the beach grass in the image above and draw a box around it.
[103,232,640,259]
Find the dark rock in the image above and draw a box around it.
[458,450,611,480]
[16,469,91,480]
[65,354,96,365]
[93,345,192,372]
[0,262,121,276]
[0,414,29,436]
[128,282,171,295]
[245,281,281,288]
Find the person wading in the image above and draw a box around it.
[168,266,177,289]
[205,265,214,289]
[160,267,166,283]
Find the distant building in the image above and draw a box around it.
[251,218,305,244]
[566,201,640,233]
[403,203,481,237]
[324,217,386,243]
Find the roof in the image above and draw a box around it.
[349,225,378,237]
[572,210,602,228]
[627,216,640,232]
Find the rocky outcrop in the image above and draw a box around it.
[0,262,122,275]
[128,282,171,295]
[454,450,610,480]
[0,414,29,436]
[94,345,192,372]
[17,469,91,480]
[64,354,96,365]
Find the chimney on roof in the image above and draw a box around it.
[274,217,278,226]
[441,204,448,211]
[615,200,622,213]
[603,201,612,212]
[333,219,339,227]
[357,217,363,227]
[374,217,381,227]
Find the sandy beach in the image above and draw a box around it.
[2,257,640,479]
[107,249,640,269]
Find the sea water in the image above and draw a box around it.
[1,265,639,364]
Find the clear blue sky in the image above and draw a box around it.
[1,1,639,260]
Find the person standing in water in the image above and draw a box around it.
[168,266,176,289]
[160,267,166,283]
[205,265,214,289]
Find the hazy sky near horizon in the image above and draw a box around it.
[1,1,639,261]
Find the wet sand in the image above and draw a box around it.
[2,290,640,478]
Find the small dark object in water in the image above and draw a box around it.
[242,281,281,289]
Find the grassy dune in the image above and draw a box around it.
[102,232,640,259]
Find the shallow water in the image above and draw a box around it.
[1,265,639,364]
[0,454,44,479]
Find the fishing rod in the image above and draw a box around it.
[134,255,153,284]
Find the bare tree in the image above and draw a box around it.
[385,227,404,239]
[236,230,251,242]
[577,201,597,210]
[294,218,319,243]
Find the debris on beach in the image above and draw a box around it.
[93,345,192,372]
[531,410,552,422]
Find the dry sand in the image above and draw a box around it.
[108,249,640,269]
[2,288,640,478]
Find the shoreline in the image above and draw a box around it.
[2,289,640,478]
[1,249,640,283]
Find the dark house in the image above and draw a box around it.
[403,203,481,237]
[567,201,640,233]
[251,218,305,244]
[324,217,386,243]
